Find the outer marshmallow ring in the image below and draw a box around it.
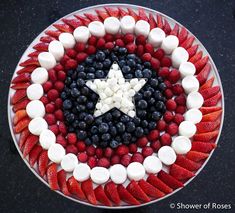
[9,6,222,207]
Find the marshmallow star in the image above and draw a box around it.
[86,62,147,118]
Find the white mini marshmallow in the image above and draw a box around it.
[143,156,162,174]
[179,62,196,77]
[148,28,166,47]
[39,129,56,150]
[172,136,192,154]
[59,32,76,49]
[73,26,90,43]
[120,15,136,34]
[127,162,145,181]
[31,67,48,84]
[48,143,65,164]
[26,83,44,100]
[73,163,91,182]
[158,146,176,166]
[38,52,56,70]
[172,47,189,68]
[88,21,105,37]
[185,108,203,124]
[182,75,199,94]
[187,91,204,109]
[135,20,150,37]
[90,167,110,185]
[48,40,64,61]
[110,164,127,184]
[179,121,197,138]
[61,153,78,172]
[128,110,135,118]
[28,117,48,135]
[161,35,179,54]
[26,100,45,118]
[104,17,120,34]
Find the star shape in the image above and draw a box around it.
[86,62,147,118]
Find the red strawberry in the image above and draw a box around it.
[138,179,165,198]
[23,135,38,157]
[186,151,209,162]
[29,145,42,167]
[191,142,217,153]
[104,182,120,205]
[11,82,30,90]
[201,109,222,122]
[38,150,49,177]
[13,98,30,112]
[19,128,30,150]
[178,27,188,44]
[175,155,201,171]
[53,23,73,32]
[94,185,112,206]
[196,119,220,133]
[45,30,61,38]
[81,179,97,205]
[11,89,27,104]
[127,8,138,21]
[117,185,140,205]
[95,9,109,20]
[47,163,59,190]
[12,73,30,84]
[189,51,203,64]
[57,170,71,196]
[195,56,209,74]
[118,7,129,17]
[149,13,157,29]
[13,117,30,133]
[156,14,163,29]
[180,36,195,49]
[13,110,27,125]
[187,44,199,57]
[16,65,37,74]
[203,93,222,107]
[199,106,222,115]
[33,42,48,51]
[40,35,55,43]
[67,176,86,200]
[199,77,215,92]
[158,171,184,189]
[74,15,91,26]
[163,19,171,34]
[84,13,100,21]
[104,7,119,17]
[170,164,195,181]
[127,180,150,202]
[197,63,211,85]
[138,8,148,21]
[19,57,39,67]
[193,130,219,142]
[170,23,179,36]
[62,18,83,28]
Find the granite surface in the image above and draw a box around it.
[0,0,235,212]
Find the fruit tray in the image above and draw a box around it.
[8,3,224,209]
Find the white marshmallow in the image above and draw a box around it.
[73,163,91,182]
[158,146,176,166]
[182,75,199,94]
[31,67,48,84]
[38,52,56,70]
[127,162,145,181]
[104,17,120,34]
[185,108,203,124]
[128,110,135,118]
[161,35,179,54]
[179,121,197,138]
[143,156,162,174]
[187,91,204,109]
[73,26,90,43]
[48,40,64,61]
[172,47,189,68]
[120,15,136,34]
[148,28,166,47]
[26,100,45,118]
[59,33,76,49]
[90,167,110,185]
[110,164,127,184]
[39,129,56,150]
[88,21,105,37]
[28,117,48,135]
[179,62,196,77]
[48,143,65,164]
[172,136,192,154]
[61,153,78,172]
[26,83,44,100]
[135,20,150,37]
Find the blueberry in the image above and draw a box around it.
[86,102,94,110]
[77,95,87,104]
[137,110,147,118]
[77,130,87,140]
[90,93,98,101]
[65,77,72,85]
[95,62,103,70]
[84,114,94,125]
[104,113,112,122]
[135,69,143,78]
[61,92,67,100]
[118,47,127,55]
[143,90,152,99]
[135,93,143,101]
[103,59,112,68]
[120,115,130,123]
[110,126,117,136]
[95,70,105,78]
[101,133,111,141]
[127,54,136,60]
[99,123,109,133]
[111,53,118,61]
[150,78,159,88]
[126,122,135,132]
[70,82,77,89]
[100,141,108,148]
[66,113,75,123]
[119,60,126,67]
[122,65,131,74]
[144,128,149,135]
[78,121,87,130]
[78,112,86,120]
[63,99,72,109]
[110,140,119,148]
[96,51,106,61]
[155,101,166,112]
[112,110,121,118]
[148,121,157,130]
[143,69,152,78]
[115,136,122,143]
[116,122,125,133]
[88,67,95,73]
[81,87,89,96]
[72,120,79,128]
[141,120,148,128]
[158,82,166,91]
[152,111,161,121]
[133,117,141,125]
[90,126,98,134]
[76,104,85,112]
[136,63,142,70]
[144,61,151,68]
[122,132,131,143]
[71,88,80,98]
[85,138,92,145]
[127,59,136,68]
[158,76,164,82]
[154,91,163,100]
[76,79,85,87]
[77,65,85,72]
[77,71,86,79]
[91,135,99,144]
[85,56,93,65]
[86,73,95,80]
[137,100,148,109]
[68,126,75,132]
[149,98,156,105]
[135,127,144,137]
[126,74,133,79]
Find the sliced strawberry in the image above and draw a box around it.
[203,93,222,107]
[23,135,38,157]
[13,110,27,125]
[117,185,140,205]
[170,164,195,181]
[47,163,59,190]
[197,63,211,85]
[19,128,30,150]
[156,14,163,29]
[13,117,30,133]
[67,176,86,199]
[84,13,100,21]
[199,77,215,92]
[127,180,150,202]
[200,106,222,115]
[127,8,138,21]
[104,181,120,205]
[138,179,165,198]
[53,23,73,33]
[29,144,42,167]
[192,142,217,153]
[196,119,220,133]
[11,89,27,105]
[33,42,48,51]
[189,51,203,64]
[195,56,209,74]
[186,151,209,162]
[12,73,30,84]
[40,36,55,43]
[11,82,30,90]
[38,150,49,177]
[28,51,42,57]
[81,179,97,205]
[149,13,157,30]
[45,30,61,38]
[62,18,83,28]
[147,174,173,194]
[194,130,219,142]
[95,9,110,20]
[16,65,37,74]
[19,57,39,67]
[104,7,119,17]
[163,19,171,34]
[187,44,199,57]
[118,7,129,17]
[180,36,195,49]
[170,23,179,36]
[138,8,148,21]
[74,14,91,26]
[94,185,112,206]
[175,155,201,171]
[178,27,188,44]
[13,98,30,112]
[57,170,71,196]
[158,171,184,189]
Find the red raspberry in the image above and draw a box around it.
[175,105,186,114]
[58,121,67,135]
[76,53,88,63]
[136,35,146,45]
[136,136,148,147]
[86,145,96,156]
[175,94,186,106]
[163,111,174,123]
[43,81,53,92]
[164,88,174,99]
[55,98,63,109]
[161,57,172,67]
[158,67,170,78]
[75,42,85,52]
[172,84,184,95]
[56,134,67,147]
[166,99,177,111]
[124,33,134,44]
[120,154,131,167]
[40,96,49,105]
[150,140,161,151]
[45,114,56,125]
[153,48,165,60]
[168,69,180,83]
[86,45,96,55]
[160,133,172,146]
[88,35,97,46]
[57,71,66,81]
[145,43,154,55]
[65,59,77,70]
[54,81,64,92]
[150,58,160,71]
[60,54,69,66]
[166,122,179,136]
[97,157,110,168]
[54,64,63,71]
[48,69,57,82]
[104,42,114,50]
[54,109,64,121]
[96,38,105,48]
[147,130,159,141]
[47,89,59,101]
[77,141,86,152]
[111,155,120,165]
[131,152,144,163]
[87,156,97,168]
[66,49,77,58]
[45,103,55,113]
[115,39,125,47]
[157,120,166,131]
[136,45,144,57]
[95,148,103,159]
[104,34,114,42]
[142,147,153,157]
[67,133,77,144]
[174,113,184,125]
[77,152,88,163]
[164,80,172,88]
[49,124,59,136]
[129,143,137,153]
[66,144,78,155]
[116,145,129,156]
[126,43,136,53]
[104,147,114,158]
[142,53,152,62]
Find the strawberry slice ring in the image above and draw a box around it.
[8,4,224,208]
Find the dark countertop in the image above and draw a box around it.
[0,0,235,212]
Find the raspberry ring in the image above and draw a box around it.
[8,4,224,208]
